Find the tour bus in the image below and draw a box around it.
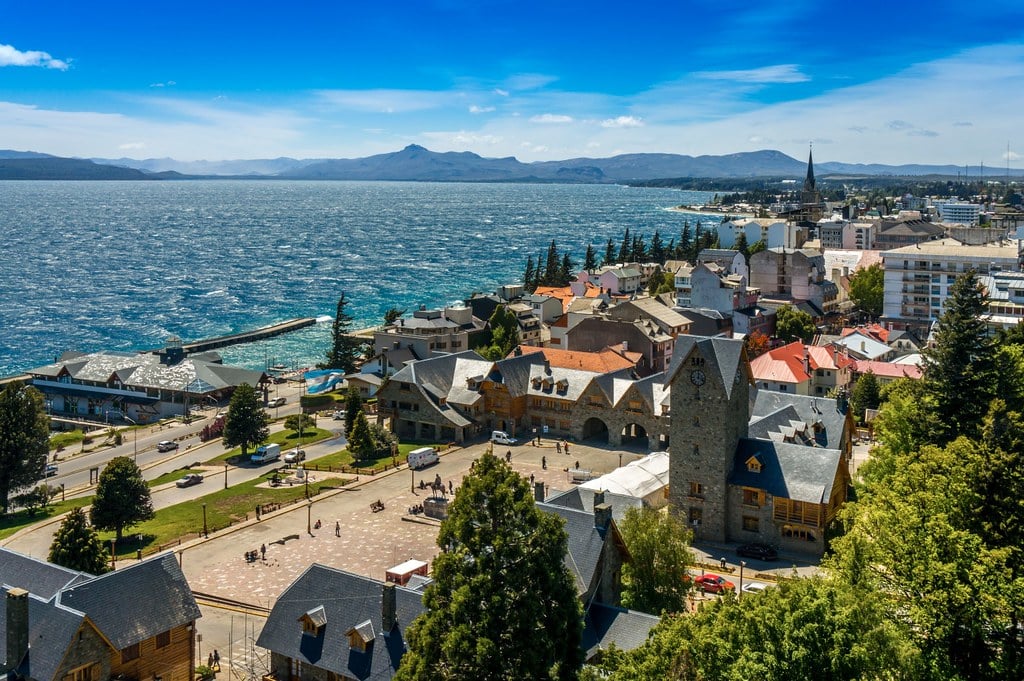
[407,446,439,470]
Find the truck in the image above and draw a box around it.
[251,443,281,464]
[407,446,439,470]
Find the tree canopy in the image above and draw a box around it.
[0,382,50,514]
[847,263,884,317]
[90,456,154,541]
[774,305,816,343]
[321,291,363,373]
[396,452,583,680]
[849,370,881,423]
[618,506,693,615]
[49,507,110,574]
[479,305,520,361]
[222,383,269,457]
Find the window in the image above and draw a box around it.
[688,507,702,525]
[742,488,761,506]
[689,481,703,497]
[742,516,759,532]
[121,643,140,662]
[156,630,171,648]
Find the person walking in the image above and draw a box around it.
[564,441,570,456]
[506,449,512,462]
[542,455,547,470]
[213,650,221,671]
[555,441,562,454]
[335,521,341,537]
[260,543,266,561]
[448,479,454,495]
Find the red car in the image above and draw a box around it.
[695,573,736,594]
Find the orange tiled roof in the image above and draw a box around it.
[839,323,890,343]
[852,359,923,380]
[750,341,852,385]
[511,345,638,373]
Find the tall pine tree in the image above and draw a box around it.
[523,256,535,293]
[617,228,632,263]
[544,240,560,287]
[678,222,692,261]
[49,508,109,574]
[321,292,362,373]
[603,239,616,266]
[583,244,597,271]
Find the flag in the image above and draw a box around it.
[305,369,345,394]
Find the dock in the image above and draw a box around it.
[182,317,318,354]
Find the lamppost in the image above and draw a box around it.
[306,500,312,535]
[224,462,229,490]
[739,560,746,600]
[110,538,117,570]
[202,503,208,538]
[124,416,138,462]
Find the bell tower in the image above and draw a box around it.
[666,337,751,542]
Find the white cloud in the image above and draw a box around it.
[469,105,495,114]
[504,73,558,91]
[493,88,509,97]
[530,113,573,124]
[315,89,450,113]
[1003,150,1020,161]
[421,131,503,147]
[695,64,808,83]
[600,115,643,128]
[0,43,68,70]
[118,142,146,150]
[149,81,177,88]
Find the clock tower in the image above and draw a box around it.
[666,336,751,542]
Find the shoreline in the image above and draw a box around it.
[667,205,758,219]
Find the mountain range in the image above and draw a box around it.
[0,146,1019,182]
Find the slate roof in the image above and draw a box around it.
[545,487,643,523]
[0,548,89,599]
[751,391,848,451]
[666,336,747,399]
[581,603,660,660]
[537,502,610,597]
[729,439,842,504]
[0,589,86,681]
[257,565,422,681]
[58,552,201,650]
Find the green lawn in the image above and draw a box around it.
[0,496,92,541]
[304,442,444,473]
[50,429,86,451]
[203,427,335,465]
[100,471,352,557]
[148,468,206,488]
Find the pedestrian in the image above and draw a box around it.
[506,449,512,462]
[720,556,727,571]
[335,521,341,537]
[448,479,453,494]
[530,472,535,485]
[208,652,214,668]
[213,650,221,671]
[564,441,570,455]
[541,455,546,470]
[574,460,579,470]
[260,543,266,560]
[555,441,562,454]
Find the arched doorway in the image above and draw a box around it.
[620,423,648,448]
[581,417,609,443]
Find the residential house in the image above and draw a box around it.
[817,217,876,250]
[0,549,200,681]
[586,265,643,295]
[688,264,759,314]
[849,359,923,385]
[565,317,674,376]
[605,298,691,339]
[749,247,838,314]
[507,302,544,346]
[697,249,749,279]
[520,293,564,324]
[373,304,485,360]
[831,330,894,362]
[716,218,802,249]
[26,339,268,424]
[749,341,853,396]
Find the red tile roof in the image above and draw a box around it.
[750,341,853,385]
[852,360,923,380]
[511,345,639,373]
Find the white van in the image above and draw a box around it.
[491,431,517,445]
[407,446,439,470]
[251,443,281,464]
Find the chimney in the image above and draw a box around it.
[534,481,546,502]
[381,583,396,633]
[803,346,810,375]
[514,347,522,357]
[593,490,605,508]
[594,503,612,531]
[622,340,628,353]
[6,588,29,671]
[544,359,551,375]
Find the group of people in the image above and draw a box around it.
[206,650,221,671]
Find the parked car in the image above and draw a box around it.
[175,473,204,488]
[44,463,58,477]
[267,396,287,408]
[742,581,769,594]
[157,440,179,452]
[736,543,778,561]
[695,573,736,594]
[283,448,306,464]
[332,410,345,421]
[491,430,517,445]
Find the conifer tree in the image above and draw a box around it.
[344,385,362,438]
[650,230,665,263]
[90,456,154,542]
[617,227,632,263]
[0,382,49,514]
[677,222,692,260]
[923,270,995,443]
[49,508,109,574]
[544,240,560,287]
[347,410,374,460]
[691,223,703,262]
[583,244,597,271]
[223,383,269,458]
[850,370,881,423]
[602,239,615,265]
[396,452,583,680]
[523,256,535,293]
[321,292,362,373]
[558,253,574,286]
[734,230,750,262]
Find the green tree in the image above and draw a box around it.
[344,385,362,439]
[321,291,363,373]
[12,484,55,515]
[383,307,406,326]
[618,227,632,263]
[0,382,50,515]
[396,452,583,681]
[583,244,597,271]
[603,238,616,266]
[775,305,816,343]
[598,577,918,681]
[848,263,884,317]
[223,383,269,458]
[90,456,154,542]
[284,413,315,434]
[923,270,995,444]
[559,252,574,286]
[480,305,519,361]
[523,256,536,292]
[733,230,750,262]
[849,370,881,423]
[677,222,692,261]
[48,507,109,574]
[650,230,665,263]
[346,410,375,459]
[544,240,560,287]
[747,238,767,259]
[619,506,692,615]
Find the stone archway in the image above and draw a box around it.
[581,417,609,443]
[620,423,648,448]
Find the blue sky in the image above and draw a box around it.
[2,0,1023,165]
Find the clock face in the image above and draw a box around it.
[690,369,706,386]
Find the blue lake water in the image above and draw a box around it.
[2,180,717,376]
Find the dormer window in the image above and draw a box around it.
[555,379,568,394]
[531,377,542,389]
[745,456,762,473]
[298,606,327,636]
[346,619,376,653]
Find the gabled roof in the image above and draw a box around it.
[538,502,611,597]
[749,342,851,385]
[666,336,747,399]
[751,391,848,451]
[832,331,891,360]
[729,439,842,504]
[58,552,201,650]
[0,589,87,681]
[581,603,660,660]
[0,547,90,599]
[851,359,923,380]
[512,346,638,373]
[257,565,421,680]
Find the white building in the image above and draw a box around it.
[933,201,982,226]
[717,218,803,249]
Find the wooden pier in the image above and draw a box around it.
[182,317,318,354]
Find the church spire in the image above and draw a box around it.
[803,144,816,192]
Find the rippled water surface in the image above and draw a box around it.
[3,181,716,375]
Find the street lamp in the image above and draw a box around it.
[739,561,746,600]
[306,500,312,535]
[202,503,208,538]
[224,462,229,489]
[124,416,138,462]
[110,538,117,570]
